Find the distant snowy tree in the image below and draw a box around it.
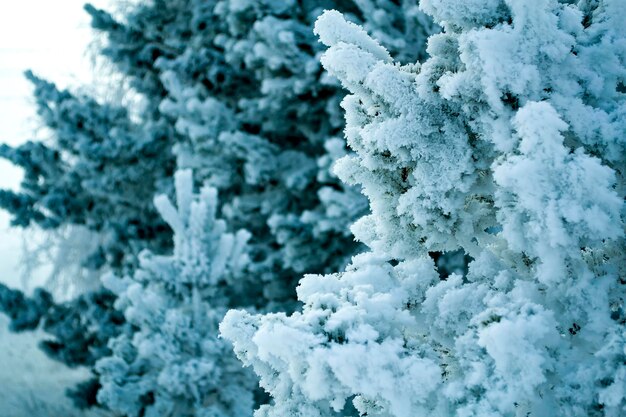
[0,70,175,408]
[87,0,438,311]
[222,2,625,417]
[96,170,257,417]
[0,71,174,272]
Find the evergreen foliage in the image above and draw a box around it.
[221,2,626,416]
[0,283,128,408]
[0,283,53,332]
[0,71,174,272]
[4,1,618,416]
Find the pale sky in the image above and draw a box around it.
[0,0,108,290]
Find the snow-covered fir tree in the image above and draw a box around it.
[96,170,257,417]
[222,2,626,417]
